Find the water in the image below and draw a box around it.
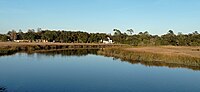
[0,49,200,92]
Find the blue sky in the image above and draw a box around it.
[0,0,200,34]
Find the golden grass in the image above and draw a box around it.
[125,46,200,58]
[98,46,200,70]
[0,42,125,47]
[0,42,125,55]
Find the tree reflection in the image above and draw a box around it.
[35,49,200,70]
[35,49,99,56]
[113,57,200,71]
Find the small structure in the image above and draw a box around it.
[101,37,113,44]
[14,40,30,43]
[14,39,49,43]
[35,39,48,43]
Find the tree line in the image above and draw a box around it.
[112,29,200,46]
[0,28,199,46]
[1,29,108,43]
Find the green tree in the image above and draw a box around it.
[7,30,17,41]
[42,30,58,42]
[127,29,134,35]
[24,29,36,41]
[161,30,177,45]
[0,34,8,42]
[113,29,122,35]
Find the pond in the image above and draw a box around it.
[0,49,200,92]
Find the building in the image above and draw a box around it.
[14,40,30,43]
[101,37,113,44]
[35,39,48,43]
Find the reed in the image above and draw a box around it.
[0,42,124,56]
[98,47,200,70]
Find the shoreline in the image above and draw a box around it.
[98,46,200,70]
[0,42,124,55]
[1,42,200,70]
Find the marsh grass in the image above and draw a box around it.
[0,43,123,56]
[98,47,200,70]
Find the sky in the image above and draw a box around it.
[0,0,200,35]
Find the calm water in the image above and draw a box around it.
[0,50,200,92]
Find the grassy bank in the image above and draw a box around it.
[0,42,124,56]
[98,46,200,70]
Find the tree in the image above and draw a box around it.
[42,31,58,42]
[7,30,17,41]
[193,31,199,35]
[168,30,174,34]
[1,28,200,46]
[113,29,122,35]
[37,28,42,32]
[23,29,36,41]
[161,30,177,45]
[17,29,24,40]
[0,34,8,42]
[138,31,151,46]
[189,31,200,46]
[77,32,89,43]
[176,32,188,46]
[127,29,134,35]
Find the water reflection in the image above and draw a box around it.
[35,49,99,56]
[28,49,200,71]
[113,57,200,71]
[0,49,99,57]
[0,86,7,92]
[1,49,200,71]
[0,49,200,92]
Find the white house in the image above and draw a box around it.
[101,37,113,44]
[14,40,30,43]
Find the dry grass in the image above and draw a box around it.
[126,46,200,58]
[98,46,200,70]
[0,42,125,55]
[0,42,124,47]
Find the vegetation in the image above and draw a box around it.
[4,29,108,43]
[0,28,199,67]
[0,34,8,42]
[98,47,200,70]
[112,30,200,46]
[0,28,199,46]
[0,42,122,56]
